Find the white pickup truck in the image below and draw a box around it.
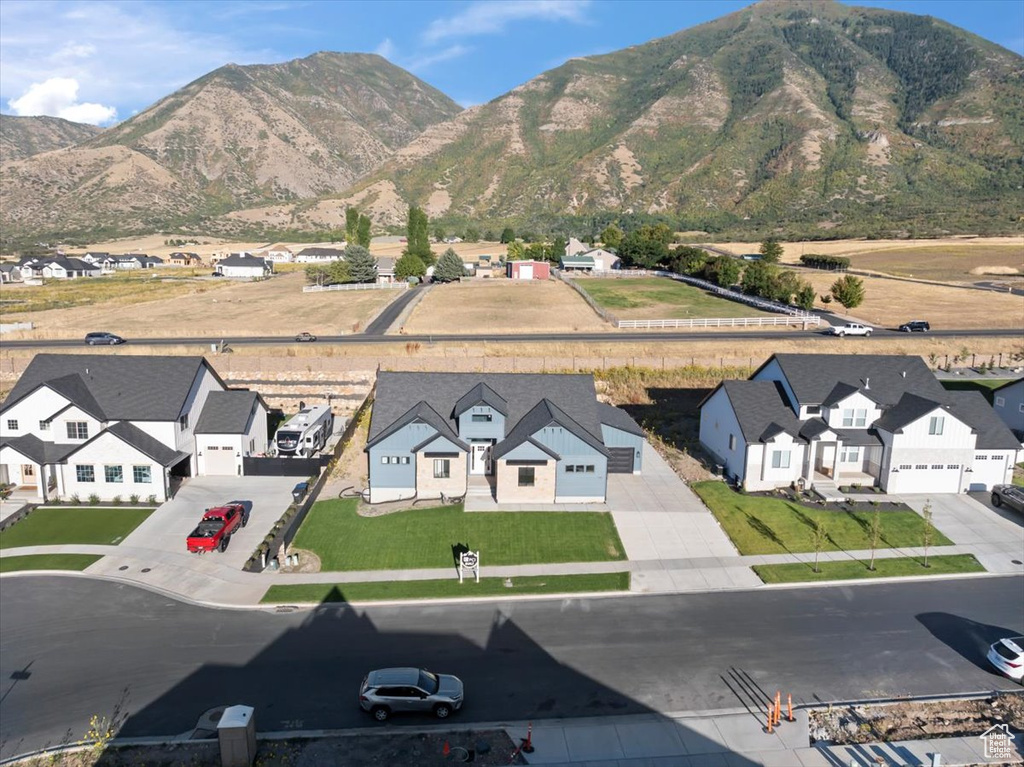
[827,323,873,337]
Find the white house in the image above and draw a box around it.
[23,257,102,280]
[377,256,396,284]
[216,254,272,279]
[294,247,345,263]
[194,391,269,476]
[102,255,162,270]
[586,248,621,271]
[254,244,293,263]
[699,354,1021,494]
[0,263,24,283]
[0,354,269,502]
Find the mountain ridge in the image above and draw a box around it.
[0,115,103,163]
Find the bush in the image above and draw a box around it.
[112,495,123,506]
[800,254,850,270]
[70,494,81,505]
[88,493,100,504]
[130,494,140,505]
[147,494,157,505]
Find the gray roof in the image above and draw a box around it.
[64,421,186,466]
[946,391,1023,450]
[195,391,263,434]
[597,402,645,436]
[833,428,884,447]
[873,392,946,433]
[0,263,21,272]
[492,398,607,459]
[454,382,508,417]
[798,417,833,440]
[992,378,1024,395]
[1,354,218,421]
[218,254,269,268]
[296,247,345,257]
[719,380,803,444]
[768,354,946,407]
[368,372,605,454]
[0,434,78,464]
[369,399,467,450]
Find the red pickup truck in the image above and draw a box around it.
[186,504,246,553]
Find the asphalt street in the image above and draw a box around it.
[1,576,1022,759]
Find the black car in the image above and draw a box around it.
[84,332,126,345]
[898,320,930,332]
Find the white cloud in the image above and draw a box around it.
[423,0,591,45]
[375,38,396,60]
[7,77,117,125]
[407,45,472,72]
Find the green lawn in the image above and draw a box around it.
[292,499,625,571]
[0,554,102,573]
[582,278,771,319]
[0,507,155,549]
[939,379,1012,404]
[691,482,952,555]
[754,555,983,583]
[261,573,630,603]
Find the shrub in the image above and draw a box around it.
[147,494,157,505]
[88,493,101,504]
[70,494,81,505]
[130,494,140,505]
[800,254,850,270]
[112,495,123,506]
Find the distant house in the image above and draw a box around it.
[256,245,294,263]
[0,263,24,283]
[295,247,345,263]
[216,254,272,279]
[565,237,589,257]
[103,254,162,270]
[377,257,396,284]
[507,260,550,280]
[80,252,109,265]
[18,257,101,280]
[168,252,202,267]
[560,254,595,272]
[991,378,1024,442]
[584,248,620,271]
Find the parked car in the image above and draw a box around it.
[186,504,246,553]
[295,332,317,342]
[211,271,223,277]
[898,320,930,332]
[84,331,126,345]
[991,484,1024,513]
[826,323,872,337]
[987,636,1024,683]
[359,668,464,721]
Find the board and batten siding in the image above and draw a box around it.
[176,365,226,474]
[532,424,606,502]
[698,386,747,482]
[457,406,505,441]
[993,380,1024,436]
[368,421,465,503]
[62,431,167,502]
[601,425,644,472]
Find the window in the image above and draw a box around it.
[840,446,861,463]
[381,456,392,464]
[39,420,51,431]
[566,465,575,473]
[104,465,123,483]
[992,454,1003,461]
[400,456,410,465]
[728,434,736,450]
[585,465,595,473]
[915,464,928,470]
[6,419,17,430]
[842,409,867,427]
[929,416,944,435]
[898,464,912,470]
[179,413,189,429]
[433,459,450,479]
[471,413,492,423]
[1019,404,1024,413]
[995,396,1005,407]
[770,450,791,469]
[806,406,820,415]
[67,421,88,440]
[75,465,95,483]
[947,464,959,470]
[518,467,535,487]
[976,455,988,460]
[575,465,584,472]
[133,465,151,483]
[931,464,943,470]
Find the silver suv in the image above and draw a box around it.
[359,667,464,721]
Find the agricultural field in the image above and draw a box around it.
[581,277,776,320]
[400,279,607,334]
[0,272,397,340]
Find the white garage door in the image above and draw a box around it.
[519,264,533,280]
[968,456,1009,492]
[889,465,961,494]
[204,445,237,476]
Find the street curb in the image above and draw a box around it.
[758,570,1018,590]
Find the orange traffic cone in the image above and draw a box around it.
[443,740,450,757]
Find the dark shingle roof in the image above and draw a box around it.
[873,393,945,433]
[947,391,1023,450]
[367,399,468,450]
[454,382,508,417]
[296,247,345,257]
[218,254,269,268]
[768,354,945,407]
[68,421,185,466]
[597,403,645,436]
[799,418,833,440]
[833,428,884,446]
[195,391,262,434]
[368,373,604,455]
[1,354,216,421]
[44,374,107,420]
[0,434,79,464]
[719,380,803,444]
[492,398,608,459]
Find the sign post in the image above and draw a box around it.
[458,550,480,584]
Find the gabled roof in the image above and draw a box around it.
[765,354,946,407]
[366,400,468,450]
[1,354,222,421]
[296,247,345,257]
[597,403,644,436]
[946,391,1023,450]
[798,417,833,441]
[218,254,269,268]
[493,398,608,459]
[63,421,185,466]
[42,256,97,271]
[822,381,883,407]
[561,255,595,266]
[44,374,107,420]
[195,391,265,434]
[0,434,79,464]
[717,380,803,445]
[992,378,1024,396]
[873,392,946,433]
[454,382,508,417]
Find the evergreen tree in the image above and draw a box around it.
[345,245,377,283]
[547,236,567,262]
[830,274,866,309]
[434,225,446,242]
[433,248,466,282]
[345,207,359,245]
[357,214,372,248]
[395,253,426,280]
[759,238,784,263]
[499,227,515,244]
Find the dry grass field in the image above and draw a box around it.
[0,272,397,339]
[799,271,1023,329]
[400,279,608,334]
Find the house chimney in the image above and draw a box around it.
[864,377,870,390]
[901,371,906,378]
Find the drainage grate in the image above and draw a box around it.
[1012,560,1022,566]
[118,565,128,571]
[141,567,151,573]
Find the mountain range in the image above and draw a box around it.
[2,0,1022,245]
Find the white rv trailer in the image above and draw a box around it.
[275,405,334,457]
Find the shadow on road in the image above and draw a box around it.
[916,611,1013,672]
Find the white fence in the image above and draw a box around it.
[617,316,820,329]
[0,322,34,334]
[303,282,408,293]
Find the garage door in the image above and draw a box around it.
[519,264,533,280]
[204,445,237,476]
[889,465,960,494]
[607,447,635,473]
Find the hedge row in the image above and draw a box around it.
[800,254,850,270]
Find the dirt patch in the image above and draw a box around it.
[277,548,321,573]
[21,730,523,766]
[809,693,1024,746]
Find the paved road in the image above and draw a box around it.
[362,285,424,336]
[2,327,1021,350]
[1,576,1021,759]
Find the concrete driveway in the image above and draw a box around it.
[119,476,299,569]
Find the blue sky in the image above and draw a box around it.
[1,0,1021,125]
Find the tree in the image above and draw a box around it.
[525,242,547,261]
[464,227,480,242]
[505,240,526,260]
[395,252,426,280]
[600,223,624,250]
[811,520,828,574]
[759,238,784,263]
[830,274,865,309]
[357,214,372,248]
[345,207,359,245]
[499,227,515,244]
[405,206,433,262]
[868,506,882,571]
[433,225,446,242]
[483,229,496,242]
[921,500,934,568]
[740,260,776,297]
[795,283,816,311]
[327,259,351,285]
[345,244,377,283]
[619,225,671,268]
[433,248,465,282]
[703,256,741,288]
[769,269,803,304]
[546,236,567,263]
[304,264,330,287]
[672,246,707,275]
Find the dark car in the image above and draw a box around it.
[898,320,930,332]
[84,331,125,345]
[295,332,317,342]
[210,271,223,277]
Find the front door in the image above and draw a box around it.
[470,443,491,475]
[21,464,36,486]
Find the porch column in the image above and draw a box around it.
[831,444,840,485]
[804,441,816,485]
[35,463,45,501]
[55,464,66,499]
